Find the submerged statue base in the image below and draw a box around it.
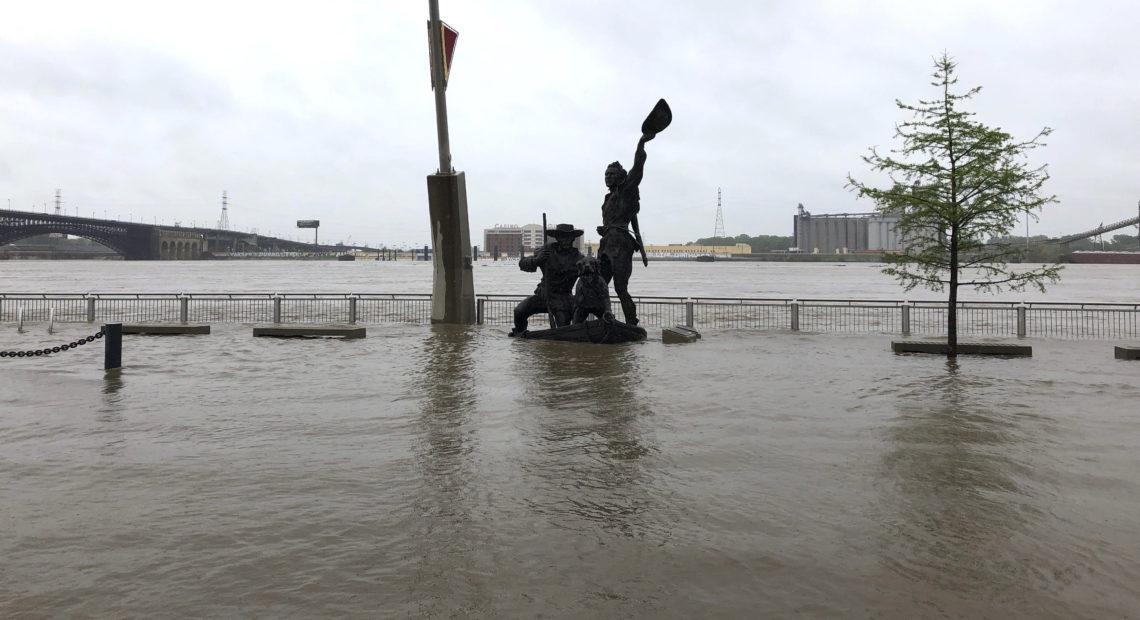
[509,313,647,344]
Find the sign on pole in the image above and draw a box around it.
[427,21,458,88]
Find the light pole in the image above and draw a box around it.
[429,0,452,175]
[425,0,475,324]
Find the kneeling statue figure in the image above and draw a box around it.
[511,223,584,336]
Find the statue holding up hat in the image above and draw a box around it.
[510,223,585,336]
[596,98,672,326]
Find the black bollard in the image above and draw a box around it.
[104,323,122,370]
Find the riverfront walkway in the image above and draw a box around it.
[2,293,1137,340]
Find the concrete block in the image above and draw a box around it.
[1115,345,1140,360]
[253,325,366,339]
[123,324,211,335]
[663,325,701,344]
[892,340,1031,356]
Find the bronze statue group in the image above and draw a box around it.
[510,100,670,338]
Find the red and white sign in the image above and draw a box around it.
[427,21,458,87]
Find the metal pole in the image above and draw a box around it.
[428,0,453,174]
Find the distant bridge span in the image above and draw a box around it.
[1,209,340,259]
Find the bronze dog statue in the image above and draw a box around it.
[572,256,612,324]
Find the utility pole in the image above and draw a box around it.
[425,0,474,324]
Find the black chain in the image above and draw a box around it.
[1,329,105,358]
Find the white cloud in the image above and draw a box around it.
[2,0,1138,246]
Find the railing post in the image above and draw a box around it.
[1017,303,1027,338]
[273,295,282,324]
[901,301,911,336]
[348,295,358,325]
[87,296,97,323]
[790,300,800,331]
[685,299,695,328]
[476,298,485,325]
[17,306,24,333]
[48,307,55,334]
[179,295,189,324]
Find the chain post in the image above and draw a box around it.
[103,323,122,370]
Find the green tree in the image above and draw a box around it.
[689,234,794,252]
[847,52,1062,355]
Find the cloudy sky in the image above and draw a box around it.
[2,0,1138,248]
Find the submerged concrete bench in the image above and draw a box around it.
[123,324,211,335]
[1115,345,1140,360]
[662,325,701,344]
[253,325,366,339]
[892,341,1032,356]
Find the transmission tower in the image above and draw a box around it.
[54,189,62,215]
[217,190,230,230]
[713,187,725,238]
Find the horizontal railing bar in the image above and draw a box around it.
[1,293,1135,307]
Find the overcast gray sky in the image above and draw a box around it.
[2,0,1138,248]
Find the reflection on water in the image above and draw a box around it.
[98,368,127,455]
[414,324,479,464]
[879,358,1052,594]
[405,324,492,613]
[512,341,660,539]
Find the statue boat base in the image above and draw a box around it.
[510,316,646,344]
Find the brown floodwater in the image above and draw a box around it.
[1,261,1138,617]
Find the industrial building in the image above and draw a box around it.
[792,204,900,254]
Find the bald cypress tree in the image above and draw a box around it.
[847,52,1062,355]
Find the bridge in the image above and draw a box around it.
[1048,213,1140,245]
[0,209,351,259]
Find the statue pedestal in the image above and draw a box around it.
[427,172,475,324]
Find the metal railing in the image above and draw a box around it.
[1,293,1137,340]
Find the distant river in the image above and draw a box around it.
[1,260,1138,617]
[1,259,1137,302]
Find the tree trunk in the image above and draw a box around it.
[948,280,958,356]
[948,240,959,356]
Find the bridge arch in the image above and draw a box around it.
[0,222,148,259]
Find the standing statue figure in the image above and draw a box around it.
[596,99,672,326]
[510,223,585,336]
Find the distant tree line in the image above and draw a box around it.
[688,234,793,252]
[988,233,1139,262]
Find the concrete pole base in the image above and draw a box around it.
[427,172,476,324]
